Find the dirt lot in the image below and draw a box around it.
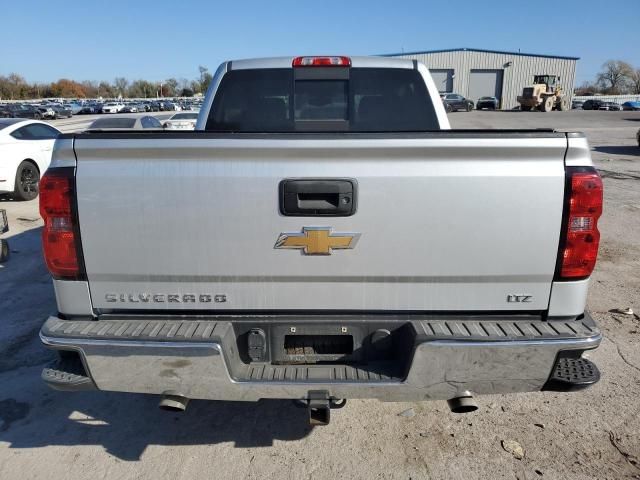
[1,110,639,480]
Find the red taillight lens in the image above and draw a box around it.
[559,169,603,279]
[292,56,351,67]
[39,168,83,279]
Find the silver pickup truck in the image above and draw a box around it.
[39,56,603,425]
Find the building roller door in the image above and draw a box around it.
[429,69,453,93]
[468,69,504,105]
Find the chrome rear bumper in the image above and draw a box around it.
[40,314,601,402]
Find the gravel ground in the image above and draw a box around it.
[0,110,639,480]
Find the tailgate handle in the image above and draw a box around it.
[280,179,356,216]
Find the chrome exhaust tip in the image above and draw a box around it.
[447,394,478,413]
[158,392,189,412]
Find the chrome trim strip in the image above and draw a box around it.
[40,332,601,351]
[40,332,221,351]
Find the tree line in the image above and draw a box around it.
[575,60,640,95]
[0,66,214,100]
[3,59,639,100]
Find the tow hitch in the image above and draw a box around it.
[295,391,347,426]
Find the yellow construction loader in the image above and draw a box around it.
[517,75,569,112]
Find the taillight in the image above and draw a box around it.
[558,168,603,279]
[292,56,351,67]
[39,168,84,279]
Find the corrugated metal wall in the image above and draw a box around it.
[392,51,577,110]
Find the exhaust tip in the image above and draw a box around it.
[159,392,189,412]
[447,395,478,414]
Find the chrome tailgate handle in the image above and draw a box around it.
[280,179,356,216]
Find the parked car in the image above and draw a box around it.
[581,99,605,110]
[88,116,163,130]
[162,102,181,111]
[0,119,60,200]
[0,104,40,119]
[475,96,499,110]
[120,104,139,113]
[64,102,84,115]
[441,93,474,112]
[78,104,97,114]
[622,101,640,111]
[35,106,57,120]
[102,102,125,114]
[598,102,622,111]
[148,101,161,112]
[572,101,584,110]
[82,102,104,114]
[39,55,603,426]
[51,105,72,119]
[163,112,199,130]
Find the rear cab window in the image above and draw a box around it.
[205,66,439,132]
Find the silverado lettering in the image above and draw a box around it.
[104,293,226,303]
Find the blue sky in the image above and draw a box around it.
[1,0,638,85]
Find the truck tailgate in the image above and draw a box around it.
[74,133,567,312]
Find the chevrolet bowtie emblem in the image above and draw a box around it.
[275,227,360,255]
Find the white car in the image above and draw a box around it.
[163,112,199,130]
[0,119,60,200]
[102,102,125,114]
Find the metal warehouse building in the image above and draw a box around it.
[386,48,578,110]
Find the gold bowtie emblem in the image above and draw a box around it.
[275,227,360,255]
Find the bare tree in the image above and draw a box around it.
[114,77,129,97]
[575,81,600,96]
[629,69,640,95]
[596,60,633,94]
[198,65,208,84]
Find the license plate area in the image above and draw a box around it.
[273,324,364,364]
[233,322,415,371]
[283,334,354,364]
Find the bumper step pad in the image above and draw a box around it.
[543,357,600,392]
[42,356,95,391]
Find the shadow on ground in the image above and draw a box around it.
[0,223,313,461]
[593,145,639,156]
[1,385,313,461]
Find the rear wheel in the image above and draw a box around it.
[445,104,452,113]
[466,102,473,112]
[558,98,569,111]
[13,161,39,201]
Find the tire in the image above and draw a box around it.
[540,97,554,112]
[35,113,43,120]
[558,98,569,111]
[445,104,452,113]
[13,161,39,201]
[0,239,9,263]
[521,105,532,112]
[466,102,473,112]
